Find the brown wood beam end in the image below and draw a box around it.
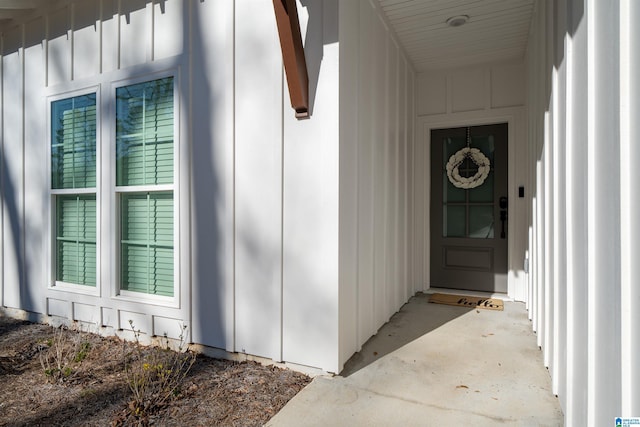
[273,0,310,120]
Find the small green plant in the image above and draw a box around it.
[74,342,91,362]
[39,327,91,383]
[121,321,196,423]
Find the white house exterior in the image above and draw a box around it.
[524,1,639,425]
[0,1,637,425]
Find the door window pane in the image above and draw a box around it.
[470,135,495,163]
[469,206,494,238]
[443,205,466,237]
[443,172,466,203]
[441,131,497,239]
[443,136,466,164]
[469,171,494,203]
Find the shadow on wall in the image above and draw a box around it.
[532,0,584,165]
[299,0,337,116]
[189,2,225,348]
[0,0,160,317]
[0,26,28,313]
[1,159,28,311]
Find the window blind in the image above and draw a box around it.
[116,77,175,298]
[56,195,96,286]
[51,93,97,287]
[120,192,173,297]
[51,95,97,189]
[116,77,174,186]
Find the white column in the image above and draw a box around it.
[619,0,640,417]
[586,0,622,424]
[565,0,589,425]
[551,0,568,401]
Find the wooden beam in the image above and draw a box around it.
[272,0,310,119]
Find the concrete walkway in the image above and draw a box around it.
[267,293,563,426]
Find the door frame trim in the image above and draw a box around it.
[414,106,528,300]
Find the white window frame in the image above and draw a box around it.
[45,60,182,308]
[109,70,180,307]
[46,86,101,297]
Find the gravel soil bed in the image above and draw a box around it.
[0,316,310,426]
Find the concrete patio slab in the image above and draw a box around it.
[267,293,563,426]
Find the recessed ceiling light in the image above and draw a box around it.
[446,15,469,27]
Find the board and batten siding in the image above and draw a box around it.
[338,0,417,367]
[1,0,191,339]
[232,0,342,371]
[0,0,417,374]
[526,0,640,424]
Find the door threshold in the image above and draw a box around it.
[426,287,514,302]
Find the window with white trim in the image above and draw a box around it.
[116,77,175,297]
[51,94,97,287]
[49,73,177,301]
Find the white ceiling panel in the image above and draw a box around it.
[378,0,536,71]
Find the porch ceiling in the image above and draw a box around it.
[0,0,51,31]
[377,0,535,71]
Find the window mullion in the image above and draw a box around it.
[71,97,76,189]
[147,192,151,295]
[76,196,80,284]
[142,89,147,185]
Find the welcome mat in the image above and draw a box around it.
[428,293,504,311]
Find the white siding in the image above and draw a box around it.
[282,0,340,371]
[119,0,150,68]
[372,9,388,330]
[2,27,24,310]
[338,0,359,369]
[101,0,118,73]
[406,68,415,297]
[563,0,589,423]
[526,0,640,424]
[189,0,234,351]
[620,0,640,417]
[153,0,183,60]
[1,0,423,375]
[72,1,100,79]
[234,0,283,362]
[24,18,46,314]
[0,0,380,374]
[1,0,192,345]
[48,6,71,85]
[355,0,376,346]
[338,0,417,370]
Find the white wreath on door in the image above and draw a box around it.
[446,147,491,189]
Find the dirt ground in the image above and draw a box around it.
[0,316,310,426]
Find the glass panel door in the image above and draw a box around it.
[430,123,508,293]
[442,134,495,238]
